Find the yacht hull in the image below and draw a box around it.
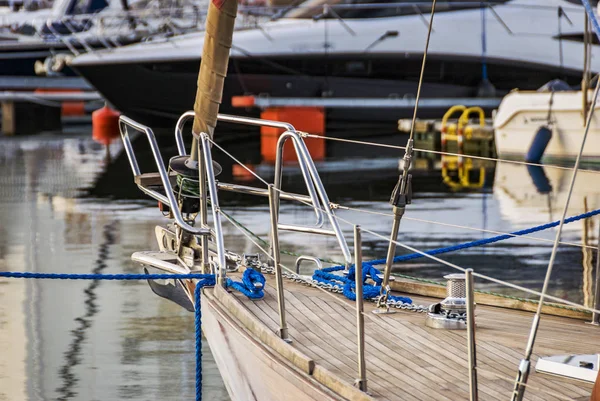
[493,91,600,161]
[71,58,478,130]
[201,287,347,401]
[72,53,586,131]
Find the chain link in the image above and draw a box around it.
[258,263,428,313]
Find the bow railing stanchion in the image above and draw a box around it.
[354,225,368,392]
[118,116,211,236]
[591,219,600,325]
[198,139,210,274]
[466,268,479,401]
[200,132,227,286]
[273,130,352,266]
[269,184,290,342]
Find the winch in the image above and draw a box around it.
[425,273,473,330]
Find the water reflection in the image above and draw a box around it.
[0,132,598,400]
[0,135,228,401]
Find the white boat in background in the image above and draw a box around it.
[493,161,600,232]
[493,88,600,161]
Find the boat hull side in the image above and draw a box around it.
[201,289,343,401]
[494,99,600,160]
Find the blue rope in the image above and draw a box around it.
[312,208,600,303]
[226,268,266,299]
[0,269,265,401]
[581,0,600,43]
[313,262,412,304]
[0,272,215,280]
[371,207,600,266]
[195,284,202,401]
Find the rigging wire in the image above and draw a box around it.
[209,136,600,315]
[221,204,585,401]
[208,136,599,251]
[301,133,600,176]
[407,0,436,141]
[511,26,600,401]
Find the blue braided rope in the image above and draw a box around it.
[227,268,266,299]
[313,262,412,304]
[195,284,202,401]
[0,272,216,280]
[0,269,266,401]
[312,208,600,303]
[386,207,600,265]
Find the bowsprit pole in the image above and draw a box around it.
[185,0,238,287]
[188,0,238,164]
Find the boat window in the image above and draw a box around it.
[284,0,510,20]
[65,0,108,15]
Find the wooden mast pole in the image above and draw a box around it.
[189,0,238,162]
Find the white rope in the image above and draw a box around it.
[407,0,437,141]
[301,133,600,176]
[210,134,597,251]
[356,224,600,315]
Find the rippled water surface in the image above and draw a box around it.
[0,130,598,400]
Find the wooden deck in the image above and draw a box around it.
[223,273,598,401]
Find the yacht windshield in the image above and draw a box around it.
[283,0,510,20]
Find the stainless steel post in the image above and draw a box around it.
[200,133,227,287]
[377,205,404,308]
[466,268,479,401]
[268,184,290,342]
[354,225,367,392]
[197,140,209,274]
[591,218,600,325]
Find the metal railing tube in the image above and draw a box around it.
[118,116,210,236]
[275,131,324,227]
[198,140,210,274]
[276,131,352,264]
[217,182,314,204]
[294,256,322,274]
[354,225,367,392]
[466,268,479,401]
[175,111,324,227]
[201,133,227,286]
[268,184,290,342]
[591,220,600,325]
[279,224,336,236]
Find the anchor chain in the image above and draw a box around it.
[257,262,428,313]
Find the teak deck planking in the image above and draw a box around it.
[223,273,597,401]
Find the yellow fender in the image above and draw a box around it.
[441,155,464,190]
[442,157,486,190]
[458,107,485,140]
[441,105,467,149]
[458,158,486,189]
[441,105,467,133]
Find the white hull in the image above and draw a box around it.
[201,287,348,401]
[493,162,600,232]
[493,90,600,160]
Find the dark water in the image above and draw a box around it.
[0,128,598,400]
